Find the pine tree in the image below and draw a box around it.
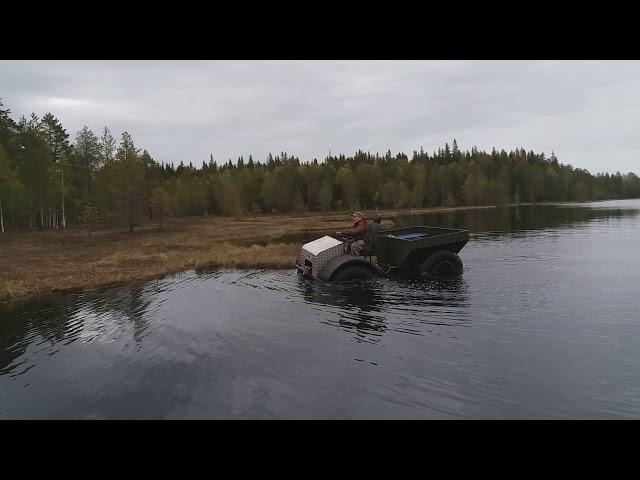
[16,130,52,229]
[74,126,101,201]
[318,178,333,211]
[150,186,171,228]
[79,202,100,244]
[292,190,305,212]
[0,145,23,232]
[335,167,356,209]
[39,113,70,163]
[99,127,116,165]
[0,99,17,151]
[114,132,144,232]
[452,138,460,161]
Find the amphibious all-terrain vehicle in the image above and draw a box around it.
[294,226,469,282]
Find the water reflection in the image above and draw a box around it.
[297,276,387,342]
[0,297,78,376]
[296,273,471,342]
[382,277,471,335]
[80,283,154,350]
[0,281,158,378]
[248,202,640,245]
[392,203,640,239]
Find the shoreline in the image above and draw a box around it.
[0,202,575,304]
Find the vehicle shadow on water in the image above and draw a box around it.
[295,273,470,342]
[296,275,387,341]
[382,274,472,331]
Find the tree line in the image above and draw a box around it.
[1,98,639,233]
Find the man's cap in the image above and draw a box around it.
[351,211,363,218]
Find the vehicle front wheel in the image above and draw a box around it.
[331,264,374,282]
[417,250,463,278]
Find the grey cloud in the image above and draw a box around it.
[0,60,638,172]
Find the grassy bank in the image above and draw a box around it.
[0,204,495,303]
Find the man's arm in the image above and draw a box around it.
[340,222,366,237]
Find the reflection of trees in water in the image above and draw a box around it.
[392,204,640,237]
[0,283,156,375]
[81,283,155,350]
[0,296,78,375]
[74,283,157,350]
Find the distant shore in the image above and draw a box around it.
[0,204,503,303]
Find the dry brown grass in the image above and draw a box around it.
[0,205,493,302]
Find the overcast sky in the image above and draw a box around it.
[1,60,638,173]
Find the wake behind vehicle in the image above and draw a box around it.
[295,226,469,282]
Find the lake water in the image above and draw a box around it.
[1,199,639,419]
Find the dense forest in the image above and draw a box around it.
[1,99,639,233]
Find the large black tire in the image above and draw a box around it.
[417,250,463,277]
[331,264,374,282]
